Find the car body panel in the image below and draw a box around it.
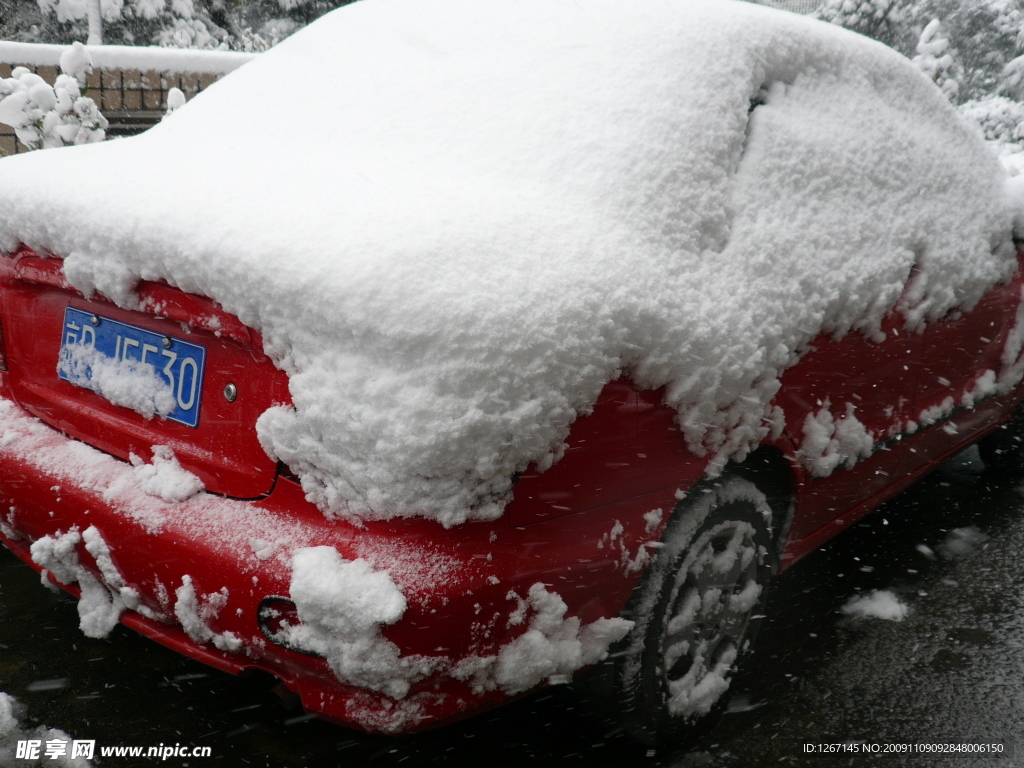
[920,274,1021,409]
[508,380,709,526]
[780,390,1022,566]
[0,245,1022,732]
[774,310,925,540]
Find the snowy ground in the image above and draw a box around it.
[1,446,1023,767]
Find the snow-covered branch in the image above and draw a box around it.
[913,18,959,101]
[0,42,107,154]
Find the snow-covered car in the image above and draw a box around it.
[0,0,1023,746]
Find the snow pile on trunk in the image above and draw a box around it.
[0,0,1015,526]
[841,589,910,621]
[129,446,204,502]
[0,693,93,767]
[99,446,205,505]
[58,342,177,420]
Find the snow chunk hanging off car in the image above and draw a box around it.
[0,0,1014,526]
[283,546,436,699]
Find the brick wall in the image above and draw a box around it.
[0,62,223,156]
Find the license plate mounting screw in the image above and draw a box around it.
[161,336,172,349]
[90,315,99,326]
[224,383,238,403]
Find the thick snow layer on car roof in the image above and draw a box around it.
[0,0,1015,526]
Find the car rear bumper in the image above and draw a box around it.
[0,394,660,733]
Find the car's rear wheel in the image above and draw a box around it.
[612,475,774,746]
[978,402,1024,475]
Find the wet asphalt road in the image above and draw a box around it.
[2,446,1024,768]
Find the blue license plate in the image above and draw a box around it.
[58,307,207,428]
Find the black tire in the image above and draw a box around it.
[612,475,774,746]
[978,403,1024,475]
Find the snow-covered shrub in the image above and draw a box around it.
[218,27,275,53]
[33,0,232,48]
[154,15,227,49]
[157,16,294,52]
[914,18,960,100]
[24,0,350,50]
[37,0,124,26]
[58,39,93,85]
[960,94,1024,148]
[212,1,355,51]
[916,0,1024,101]
[224,18,297,52]
[1000,52,1024,100]
[815,0,906,44]
[815,0,1024,103]
[0,42,107,154]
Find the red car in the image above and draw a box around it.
[0,0,1022,747]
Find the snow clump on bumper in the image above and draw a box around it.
[283,548,633,704]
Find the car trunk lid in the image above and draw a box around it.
[0,247,290,499]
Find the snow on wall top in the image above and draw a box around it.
[0,41,254,73]
[0,0,1014,527]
